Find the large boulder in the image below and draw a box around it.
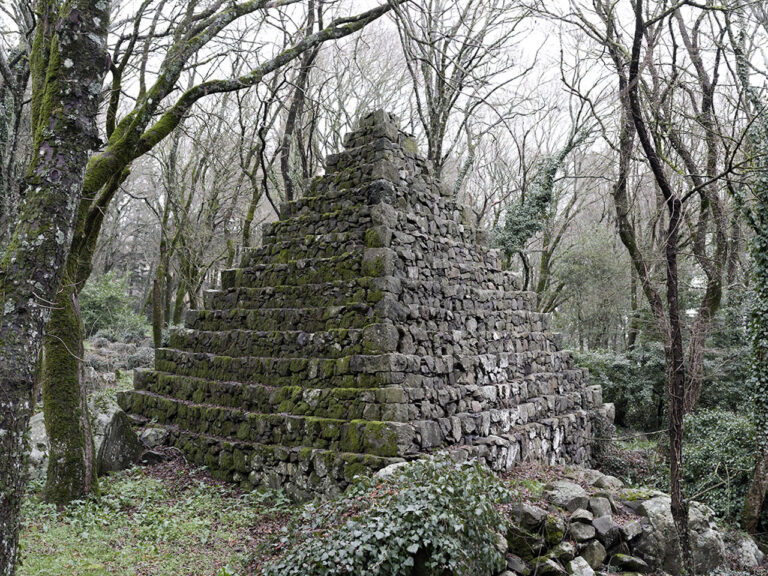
[726,531,765,569]
[632,495,725,575]
[91,395,144,474]
[25,395,143,482]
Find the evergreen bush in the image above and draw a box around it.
[683,409,756,523]
[80,272,149,342]
[259,457,513,576]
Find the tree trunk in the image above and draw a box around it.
[152,273,163,349]
[42,277,97,504]
[0,1,109,572]
[742,449,768,533]
[627,265,639,350]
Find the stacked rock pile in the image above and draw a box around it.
[491,468,762,575]
[119,110,610,498]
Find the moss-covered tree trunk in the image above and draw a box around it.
[42,272,97,504]
[0,1,109,573]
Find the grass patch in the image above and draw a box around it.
[19,459,292,576]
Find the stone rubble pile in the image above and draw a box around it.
[489,468,763,576]
[119,109,610,497]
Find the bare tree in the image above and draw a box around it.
[393,0,532,181]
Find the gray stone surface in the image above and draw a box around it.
[588,496,612,518]
[506,555,529,575]
[511,502,547,531]
[579,540,606,569]
[611,553,649,571]
[544,480,589,511]
[620,519,643,542]
[567,556,595,576]
[532,558,567,575]
[570,508,593,523]
[139,427,168,448]
[569,522,596,542]
[26,395,143,483]
[593,474,623,491]
[727,532,765,569]
[633,495,725,575]
[592,515,620,549]
[552,541,576,562]
[91,396,144,474]
[26,412,48,481]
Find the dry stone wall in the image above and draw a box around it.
[119,110,610,499]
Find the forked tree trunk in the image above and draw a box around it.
[0,2,109,573]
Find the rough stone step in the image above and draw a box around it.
[131,369,414,422]
[425,391,601,447]
[170,323,560,361]
[240,230,366,268]
[245,220,500,279]
[119,389,417,458]
[153,347,578,390]
[203,278,383,311]
[220,249,370,290]
[186,300,546,335]
[262,205,374,245]
[185,303,377,333]
[128,421,406,498]
[203,279,535,314]
[448,370,593,412]
[224,245,512,291]
[169,326,370,359]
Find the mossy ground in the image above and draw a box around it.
[19,459,293,576]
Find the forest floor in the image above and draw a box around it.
[18,457,294,576]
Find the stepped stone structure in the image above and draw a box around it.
[119,110,609,498]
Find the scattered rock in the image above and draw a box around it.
[543,515,566,547]
[611,553,650,571]
[568,556,595,576]
[633,495,725,575]
[532,558,567,575]
[507,524,546,561]
[373,461,410,479]
[580,540,606,569]
[26,395,143,483]
[588,497,612,518]
[592,515,621,549]
[620,520,643,542]
[139,427,168,449]
[551,541,576,563]
[569,522,596,542]
[726,531,765,569]
[495,532,509,554]
[570,508,593,523]
[544,481,589,511]
[506,555,529,575]
[139,450,167,466]
[510,502,547,531]
[593,474,623,491]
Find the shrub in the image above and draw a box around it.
[80,272,149,341]
[683,409,756,522]
[258,457,513,576]
[577,343,667,431]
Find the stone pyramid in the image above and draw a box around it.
[120,110,607,498]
